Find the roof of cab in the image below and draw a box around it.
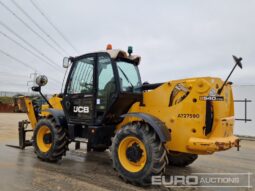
[105,49,141,65]
[73,49,141,65]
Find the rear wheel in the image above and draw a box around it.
[33,118,68,162]
[167,151,198,167]
[112,122,168,186]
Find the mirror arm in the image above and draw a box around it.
[217,64,237,95]
[217,55,243,95]
[32,86,53,108]
[39,90,53,108]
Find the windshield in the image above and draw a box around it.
[116,60,142,92]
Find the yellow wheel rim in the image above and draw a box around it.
[118,136,147,173]
[36,125,52,153]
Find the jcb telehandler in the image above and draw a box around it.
[16,45,241,185]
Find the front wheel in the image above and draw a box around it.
[112,122,168,186]
[33,118,68,162]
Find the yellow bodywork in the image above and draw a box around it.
[23,77,238,155]
[41,95,63,117]
[23,97,37,129]
[117,77,239,155]
[23,95,63,129]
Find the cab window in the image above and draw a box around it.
[67,57,94,94]
[97,56,115,109]
[116,60,142,92]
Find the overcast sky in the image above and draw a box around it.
[0,0,254,93]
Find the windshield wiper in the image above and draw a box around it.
[117,66,134,88]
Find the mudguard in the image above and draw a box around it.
[45,109,67,128]
[121,112,171,143]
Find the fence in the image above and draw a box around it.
[0,103,14,112]
[0,91,33,97]
[234,99,252,123]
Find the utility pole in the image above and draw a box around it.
[27,71,37,94]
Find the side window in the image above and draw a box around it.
[97,56,115,108]
[67,57,94,94]
[116,61,141,92]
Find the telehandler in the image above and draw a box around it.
[14,45,241,185]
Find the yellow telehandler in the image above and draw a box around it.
[14,45,241,185]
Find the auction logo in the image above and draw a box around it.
[152,173,252,188]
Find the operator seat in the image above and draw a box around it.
[103,78,116,109]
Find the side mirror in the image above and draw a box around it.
[63,57,71,68]
[32,86,40,92]
[36,75,48,87]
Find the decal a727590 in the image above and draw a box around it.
[177,114,200,118]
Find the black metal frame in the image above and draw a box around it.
[234,98,252,123]
[6,120,33,149]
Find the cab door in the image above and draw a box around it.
[62,54,96,125]
[95,53,117,124]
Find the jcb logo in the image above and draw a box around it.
[73,106,89,113]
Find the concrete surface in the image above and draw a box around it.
[0,113,254,191]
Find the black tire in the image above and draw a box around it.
[33,118,68,162]
[167,151,198,167]
[112,122,168,186]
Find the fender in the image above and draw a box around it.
[45,109,67,128]
[121,112,171,143]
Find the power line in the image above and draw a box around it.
[0,48,62,84]
[11,0,70,55]
[0,48,35,71]
[30,0,78,54]
[1,81,28,87]
[0,1,64,57]
[0,20,61,70]
[0,71,30,78]
[0,75,60,88]
[0,30,61,72]
[27,72,61,90]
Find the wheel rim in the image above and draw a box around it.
[118,136,147,173]
[36,125,52,153]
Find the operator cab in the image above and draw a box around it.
[62,46,143,126]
